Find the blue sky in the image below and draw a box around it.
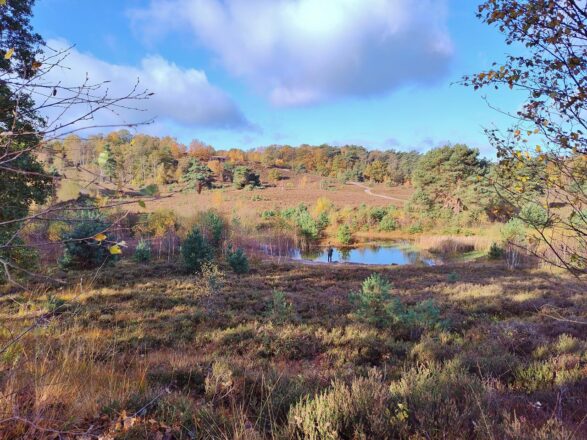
[32,0,523,154]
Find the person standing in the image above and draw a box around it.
[327,245,334,263]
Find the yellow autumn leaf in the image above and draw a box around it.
[535,145,542,153]
[94,233,107,242]
[4,48,14,60]
[109,245,122,255]
[0,0,6,6]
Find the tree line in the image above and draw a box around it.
[44,133,422,188]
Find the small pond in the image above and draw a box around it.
[260,241,439,266]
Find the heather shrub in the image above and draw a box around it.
[287,370,399,439]
[389,361,487,438]
[268,290,295,324]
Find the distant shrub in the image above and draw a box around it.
[260,209,278,220]
[407,222,423,234]
[47,221,71,242]
[181,227,213,273]
[268,290,295,324]
[233,166,260,189]
[337,224,352,245]
[133,240,152,263]
[487,242,504,260]
[317,212,330,231]
[313,197,333,216]
[447,272,459,283]
[60,220,116,270]
[501,219,527,269]
[369,206,388,222]
[379,214,398,232]
[281,204,325,241]
[194,262,226,296]
[196,210,226,248]
[226,245,249,275]
[268,168,281,183]
[519,202,550,228]
[139,184,159,197]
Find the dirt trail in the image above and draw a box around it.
[348,182,407,203]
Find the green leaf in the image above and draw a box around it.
[138,200,146,208]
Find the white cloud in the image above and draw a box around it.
[41,39,251,134]
[130,0,454,106]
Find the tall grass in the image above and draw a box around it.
[418,235,493,256]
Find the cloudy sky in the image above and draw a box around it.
[33,0,523,153]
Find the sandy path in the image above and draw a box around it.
[348,182,407,203]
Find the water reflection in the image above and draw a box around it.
[260,241,437,266]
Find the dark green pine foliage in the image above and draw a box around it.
[0,0,53,280]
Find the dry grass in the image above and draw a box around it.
[102,169,412,222]
[417,235,494,256]
[0,258,585,438]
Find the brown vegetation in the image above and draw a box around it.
[1,259,585,438]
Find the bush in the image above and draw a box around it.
[268,290,295,324]
[260,210,277,219]
[389,361,486,438]
[133,240,152,263]
[197,210,226,248]
[287,370,398,439]
[194,262,226,296]
[487,242,504,260]
[47,221,71,242]
[379,214,398,232]
[226,245,249,274]
[59,220,116,270]
[281,204,325,241]
[181,227,213,273]
[519,202,550,228]
[337,224,352,245]
[268,168,281,183]
[350,274,396,328]
[139,184,159,196]
[233,166,260,189]
[447,271,459,283]
[407,222,423,234]
[350,274,445,334]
